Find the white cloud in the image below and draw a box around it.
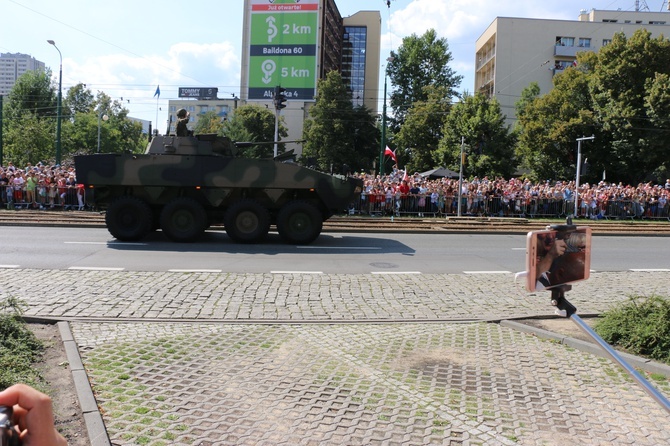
[62,41,241,122]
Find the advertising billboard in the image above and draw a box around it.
[247,0,319,101]
[178,87,218,99]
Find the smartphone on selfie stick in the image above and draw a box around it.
[524,217,670,415]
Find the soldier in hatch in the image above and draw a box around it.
[176,108,191,136]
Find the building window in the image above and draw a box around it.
[602,19,618,23]
[553,60,575,71]
[603,39,611,46]
[578,38,591,48]
[649,21,667,25]
[556,37,575,47]
[342,25,367,107]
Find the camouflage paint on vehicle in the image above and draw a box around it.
[74,134,362,244]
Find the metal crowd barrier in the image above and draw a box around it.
[1,184,85,210]
[2,184,667,221]
[348,193,669,220]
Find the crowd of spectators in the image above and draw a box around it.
[351,168,670,220]
[1,162,669,220]
[0,161,84,210]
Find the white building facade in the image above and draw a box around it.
[476,8,670,124]
[0,53,45,96]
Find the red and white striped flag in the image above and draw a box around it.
[384,146,397,163]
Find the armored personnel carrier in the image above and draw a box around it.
[74,134,362,244]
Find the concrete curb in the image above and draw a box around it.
[501,319,670,377]
[57,321,111,446]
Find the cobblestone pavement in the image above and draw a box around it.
[2,270,669,445]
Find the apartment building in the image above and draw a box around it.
[0,53,45,96]
[476,8,670,124]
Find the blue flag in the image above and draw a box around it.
[153,85,160,98]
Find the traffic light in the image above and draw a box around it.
[274,85,287,110]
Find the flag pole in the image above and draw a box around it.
[154,85,161,134]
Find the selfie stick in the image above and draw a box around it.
[548,220,670,415]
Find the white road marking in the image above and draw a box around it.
[168,269,223,273]
[296,246,382,250]
[630,268,670,272]
[65,241,148,246]
[463,271,512,274]
[0,265,20,268]
[271,271,323,274]
[68,266,125,271]
[371,271,422,275]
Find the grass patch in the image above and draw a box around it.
[595,294,670,364]
[0,296,45,390]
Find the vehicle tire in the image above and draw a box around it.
[105,196,153,241]
[276,200,323,245]
[224,199,271,243]
[160,197,207,242]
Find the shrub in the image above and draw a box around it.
[0,296,45,389]
[595,295,670,364]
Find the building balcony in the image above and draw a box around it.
[554,45,585,57]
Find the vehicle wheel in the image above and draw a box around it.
[160,197,207,242]
[276,201,323,245]
[224,199,271,243]
[105,196,153,241]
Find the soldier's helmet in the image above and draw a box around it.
[177,108,188,119]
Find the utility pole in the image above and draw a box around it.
[457,137,465,217]
[574,135,595,216]
[378,56,394,176]
[47,40,63,165]
[0,95,3,166]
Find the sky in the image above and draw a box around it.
[1,0,664,127]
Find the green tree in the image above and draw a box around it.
[2,69,57,165]
[515,68,597,181]
[387,29,462,129]
[436,93,516,179]
[302,71,379,173]
[516,29,670,183]
[393,84,451,173]
[63,91,145,156]
[3,113,54,166]
[194,110,225,135]
[513,82,541,132]
[589,29,670,182]
[221,104,287,158]
[64,83,94,116]
[4,69,55,122]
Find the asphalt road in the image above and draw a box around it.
[2,226,669,274]
[2,225,669,445]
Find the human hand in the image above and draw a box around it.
[0,384,67,446]
[549,239,567,257]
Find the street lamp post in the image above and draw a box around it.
[574,135,595,217]
[457,137,465,217]
[47,40,62,165]
[97,112,109,153]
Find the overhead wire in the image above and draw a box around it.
[6,0,239,98]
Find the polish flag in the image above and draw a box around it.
[384,146,397,163]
